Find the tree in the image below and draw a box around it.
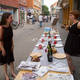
[42,5,49,15]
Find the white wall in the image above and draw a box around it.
[13,9,19,24]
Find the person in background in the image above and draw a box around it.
[29,14,33,24]
[64,10,80,76]
[38,14,43,27]
[44,15,47,22]
[46,16,48,22]
[50,15,51,21]
[32,15,35,24]
[43,15,45,22]
[45,15,47,22]
[0,12,16,80]
[27,15,30,24]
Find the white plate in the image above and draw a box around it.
[55,44,63,48]
[55,34,60,37]
[53,53,66,59]
[35,43,45,47]
[39,38,47,41]
[42,34,47,37]
[54,38,61,41]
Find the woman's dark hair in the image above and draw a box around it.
[0,12,12,25]
[69,10,80,20]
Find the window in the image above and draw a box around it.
[77,0,80,10]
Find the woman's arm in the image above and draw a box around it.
[0,26,6,56]
[77,22,80,29]
[0,27,4,50]
[65,25,70,30]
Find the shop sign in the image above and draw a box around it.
[1,7,13,14]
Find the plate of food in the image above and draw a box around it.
[53,53,66,59]
[36,43,45,47]
[30,53,42,62]
[39,38,45,43]
[52,47,57,53]
[35,43,45,49]
[30,53,42,57]
[31,56,40,62]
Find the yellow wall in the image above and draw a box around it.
[27,0,41,10]
[62,7,69,25]
[69,0,73,11]
[62,0,73,27]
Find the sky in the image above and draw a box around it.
[44,0,58,11]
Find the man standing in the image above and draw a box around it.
[27,15,30,24]
[39,14,43,27]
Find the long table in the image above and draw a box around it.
[15,29,74,80]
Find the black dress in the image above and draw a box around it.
[0,26,14,65]
[64,22,80,56]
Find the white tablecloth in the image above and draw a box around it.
[26,31,74,80]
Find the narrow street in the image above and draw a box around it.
[14,22,51,68]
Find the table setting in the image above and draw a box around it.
[15,27,74,80]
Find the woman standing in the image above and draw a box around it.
[0,13,16,80]
[64,10,80,78]
[64,10,80,56]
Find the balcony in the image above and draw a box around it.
[57,0,69,8]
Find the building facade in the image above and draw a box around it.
[0,0,19,22]
[0,0,42,23]
[19,0,27,23]
[42,0,44,5]
[58,0,80,28]
[27,0,42,16]
[50,2,58,16]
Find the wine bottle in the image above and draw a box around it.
[47,41,53,62]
